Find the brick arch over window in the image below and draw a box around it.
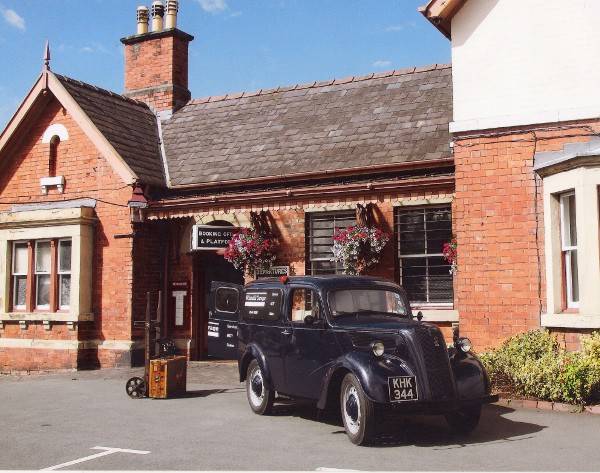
[42,124,69,178]
[41,123,69,143]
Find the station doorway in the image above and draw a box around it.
[194,251,244,359]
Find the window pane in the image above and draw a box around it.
[400,257,427,302]
[59,240,72,273]
[570,250,579,303]
[60,275,71,308]
[427,256,454,302]
[36,275,50,307]
[308,211,355,275]
[13,275,26,308]
[568,194,577,246]
[35,241,51,273]
[13,243,28,274]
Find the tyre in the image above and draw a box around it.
[246,359,274,415]
[340,373,376,445]
[445,405,482,435]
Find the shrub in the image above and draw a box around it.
[480,330,600,405]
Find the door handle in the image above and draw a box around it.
[281,329,292,336]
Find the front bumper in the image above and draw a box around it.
[383,394,499,415]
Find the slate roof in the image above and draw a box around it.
[162,64,453,187]
[56,75,165,187]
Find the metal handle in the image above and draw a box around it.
[282,329,292,336]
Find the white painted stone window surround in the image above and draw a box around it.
[0,207,96,323]
[541,166,600,329]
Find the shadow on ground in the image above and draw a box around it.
[269,401,547,448]
[181,387,245,398]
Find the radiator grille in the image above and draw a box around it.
[413,325,454,400]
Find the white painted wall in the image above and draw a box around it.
[451,0,600,132]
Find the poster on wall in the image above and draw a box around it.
[191,225,240,251]
[170,281,189,327]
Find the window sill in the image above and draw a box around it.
[413,308,459,323]
[0,312,94,322]
[541,313,600,329]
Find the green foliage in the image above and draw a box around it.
[480,330,600,405]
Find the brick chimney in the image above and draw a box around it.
[120,1,194,114]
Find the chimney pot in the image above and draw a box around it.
[151,0,164,32]
[136,6,149,35]
[165,0,179,29]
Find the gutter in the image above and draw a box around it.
[146,174,455,214]
[167,157,454,191]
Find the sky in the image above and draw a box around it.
[0,0,450,128]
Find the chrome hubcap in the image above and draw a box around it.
[343,385,361,434]
[249,368,264,406]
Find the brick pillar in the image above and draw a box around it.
[453,130,544,350]
[120,29,194,113]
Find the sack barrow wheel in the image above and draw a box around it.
[126,376,147,399]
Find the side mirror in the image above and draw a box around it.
[304,315,315,326]
[416,311,423,322]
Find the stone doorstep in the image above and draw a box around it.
[497,396,600,415]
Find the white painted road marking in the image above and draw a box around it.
[316,469,360,472]
[41,446,150,471]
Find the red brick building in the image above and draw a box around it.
[421,0,600,350]
[0,0,597,371]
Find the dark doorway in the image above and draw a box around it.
[194,251,244,359]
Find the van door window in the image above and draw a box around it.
[290,288,321,324]
[215,287,239,314]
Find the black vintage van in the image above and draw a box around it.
[211,275,497,445]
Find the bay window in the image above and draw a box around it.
[1,206,95,322]
[11,238,72,312]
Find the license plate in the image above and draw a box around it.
[388,376,418,402]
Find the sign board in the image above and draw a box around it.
[243,289,283,320]
[256,265,290,279]
[191,225,240,251]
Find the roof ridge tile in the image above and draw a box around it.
[184,62,451,107]
[55,73,150,109]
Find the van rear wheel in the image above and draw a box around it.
[246,359,274,415]
[340,373,376,445]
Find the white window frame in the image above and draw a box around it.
[560,192,579,309]
[11,241,28,311]
[58,238,72,310]
[34,239,52,310]
[396,205,454,305]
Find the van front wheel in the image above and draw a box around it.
[246,359,274,415]
[340,373,376,445]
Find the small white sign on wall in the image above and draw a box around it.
[172,290,187,326]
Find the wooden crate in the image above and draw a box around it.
[148,356,187,399]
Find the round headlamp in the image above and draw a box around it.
[371,341,385,357]
[456,337,472,353]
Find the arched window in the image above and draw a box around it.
[49,135,60,177]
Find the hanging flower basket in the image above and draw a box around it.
[442,238,458,275]
[331,225,390,275]
[224,228,277,277]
